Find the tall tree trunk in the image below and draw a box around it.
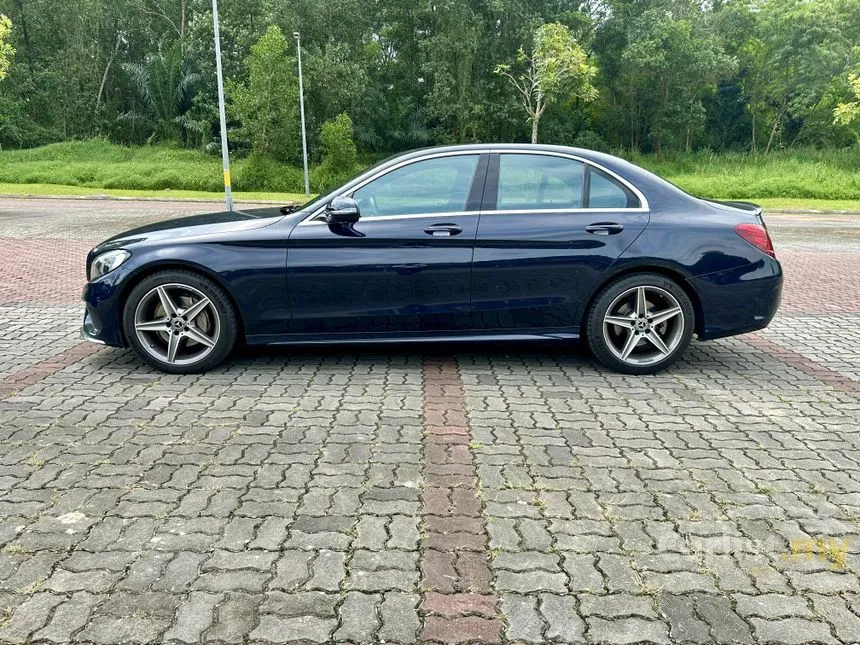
[96,33,122,112]
[685,97,695,152]
[765,99,787,154]
[751,113,756,152]
[531,96,544,144]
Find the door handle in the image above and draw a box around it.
[585,222,624,235]
[424,223,463,237]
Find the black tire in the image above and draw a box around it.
[585,272,694,375]
[122,269,239,374]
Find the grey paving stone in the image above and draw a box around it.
[163,592,223,643]
[749,617,837,644]
[378,592,420,643]
[502,593,544,642]
[581,593,656,619]
[333,591,381,642]
[695,594,754,644]
[251,615,337,643]
[587,616,670,644]
[658,594,711,643]
[540,593,586,642]
[204,592,262,643]
[734,593,815,619]
[77,616,169,644]
[0,592,64,644]
[496,569,568,593]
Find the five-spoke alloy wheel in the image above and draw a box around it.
[586,273,694,374]
[123,270,238,373]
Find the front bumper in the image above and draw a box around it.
[693,258,783,341]
[81,305,106,344]
[81,277,128,347]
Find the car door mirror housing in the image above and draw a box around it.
[325,196,361,224]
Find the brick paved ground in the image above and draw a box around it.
[0,198,858,643]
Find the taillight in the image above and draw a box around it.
[735,223,775,258]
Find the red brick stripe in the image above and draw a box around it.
[420,357,501,644]
[0,341,103,397]
[745,334,860,394]
[0,239,93,304]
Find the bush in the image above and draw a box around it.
[234,154,304,192]
[320,113,358,172]
[314,113,359,191]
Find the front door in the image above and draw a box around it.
[287,153,487,334]
[471,152,650,331]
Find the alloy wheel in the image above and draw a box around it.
[133,283,221,366]
[602,285,685,366]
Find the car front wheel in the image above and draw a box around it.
[586,273,694,374]
[123,270,238,373]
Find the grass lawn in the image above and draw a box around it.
[0,182,310,204]
[2,182,857,212]
[1,140,859,211]
[753,198,860,212]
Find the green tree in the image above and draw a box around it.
[227,25,299,162]
[619,6,734,154]
[731,0,848,151]
[834,73,860,141]
[320,112,357,172]
[495,22,598,144]
[421,0,484,143]
[121,43,201,144]
[0,14,14,81]
[314,112,358,189]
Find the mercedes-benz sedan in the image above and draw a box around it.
[82,144,782,374]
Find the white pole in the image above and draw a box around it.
[212,0,233,211]
[294,32,310,196]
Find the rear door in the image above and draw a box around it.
[471,152,649,331]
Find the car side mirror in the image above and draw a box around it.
[325,196,360,224]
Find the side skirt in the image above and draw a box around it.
[246,330,580,347]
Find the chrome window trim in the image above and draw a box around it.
[298,148,649,226]
[300,211,481,225]
[486,206,648,215]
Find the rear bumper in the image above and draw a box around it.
[693,258,782,341]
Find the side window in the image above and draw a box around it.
[352,155,479,217]
[588,168,639,208]
[497,154,584,210]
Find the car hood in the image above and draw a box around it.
[92,206,285,254]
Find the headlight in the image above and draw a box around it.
[89,249,130,281]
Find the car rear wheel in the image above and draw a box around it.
[123,270,238,373]
[586,273,694,374]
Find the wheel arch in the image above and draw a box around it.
[579,263,704,337]
[117,260,246,345]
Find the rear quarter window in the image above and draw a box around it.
[588,167,639,209]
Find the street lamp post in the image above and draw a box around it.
[211,0,233,211]
[293,31,310,196]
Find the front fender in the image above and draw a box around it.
[84,242,288,346]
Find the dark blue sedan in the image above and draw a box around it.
[82,144,782,374]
